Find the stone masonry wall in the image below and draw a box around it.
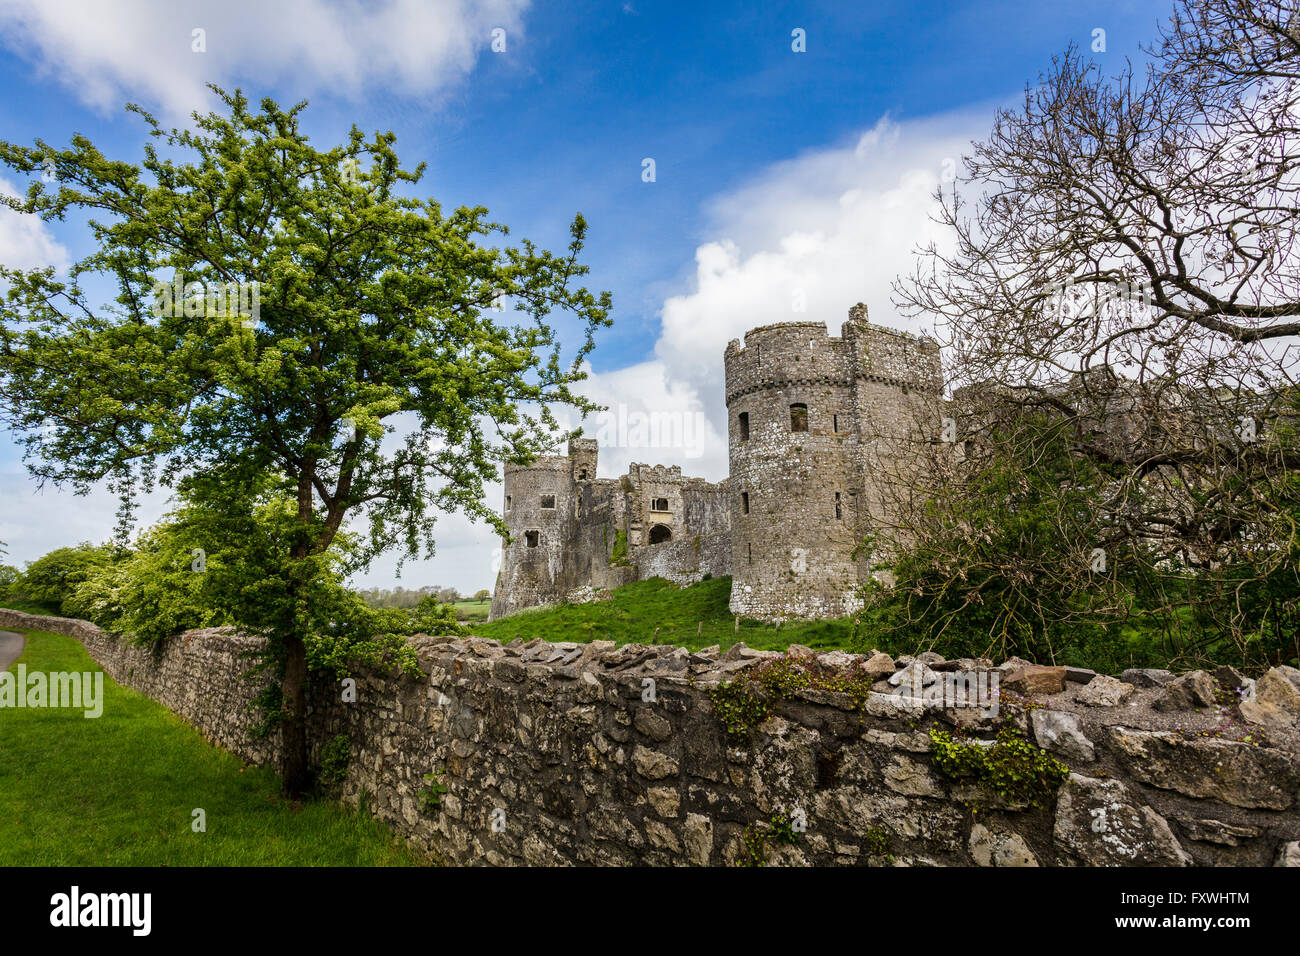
[725,322,864,619]
[490,456,573,620]
[630,532,731,588]
[6,606,1299,867]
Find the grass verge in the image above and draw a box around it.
[0,628,423,866]
[450,600,490,623]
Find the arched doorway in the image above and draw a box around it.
[648,524,672,544]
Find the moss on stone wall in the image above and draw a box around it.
[610,529,630,567]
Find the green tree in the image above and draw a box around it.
[0,89,611,795]
[473,588,491,603]
[0,564,19,600]
[0,539,16,600]
[13,543,121,613]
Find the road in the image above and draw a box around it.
[0,630,24,672]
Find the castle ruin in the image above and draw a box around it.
[489,304,942,622]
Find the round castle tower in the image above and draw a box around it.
[724,305,942,620]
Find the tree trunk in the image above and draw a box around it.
[280,631,311,797]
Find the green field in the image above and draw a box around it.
[470,576,865,653]
[451,599,491,622]
[0,598,61,616]
[0,628,425,866]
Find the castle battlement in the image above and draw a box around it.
[502,456,570,474]
[628,462,683,484]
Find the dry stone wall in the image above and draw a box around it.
[5,606,1299,867]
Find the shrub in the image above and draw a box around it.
[610,529,629,567]
[318,734,351,785]
[929,726,1068,810]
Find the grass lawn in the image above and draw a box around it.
[472,576,863,653]
[0,628,424,866]
[451,599,491,623]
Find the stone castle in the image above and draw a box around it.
[489,304,943,622]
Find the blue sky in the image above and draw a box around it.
[0,0,1171,593]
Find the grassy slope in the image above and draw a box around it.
[470,576,1229,672]
[472,576,864,653]
[0,628,422,866]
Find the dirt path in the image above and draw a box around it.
[0,630,24,672]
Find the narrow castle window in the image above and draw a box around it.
[738,412,749,442]
[651,497,669,512]
[540,495,556,509]
[747,543,752,564]
[741,491,750,514]
[832,414,838,432]
[525,530,540,548]
[790,403,808,432]
[506,495,512,511]
[576,496,582,518]
[835,492,842,520]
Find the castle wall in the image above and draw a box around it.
[489,457,573,620]
[491,442,730,619]
[568,478,635,595]
[681,478,731,538]
[842,314,944,544]
[629,531,731,587]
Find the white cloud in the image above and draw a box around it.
[0,0,529,117]
[655,112,988,420]
[567,359,729,481]
[345,502,503,596]
[0,176,68,271]
[0,464,171,568]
